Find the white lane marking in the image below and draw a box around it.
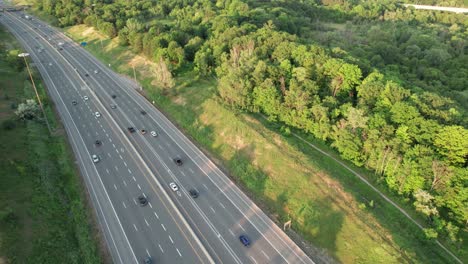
[228,229,235,237]
[148,202,153,209]
[106,133,109,137]
[82,124,85,128]
[169,235,174,244]
[180,171,186,177]
[146,249,150,257]
[103,128,106,133]
[142,193,147,198]
[95,131,98,136]
[158,244,164,253]
[115,149,119,154]
[210,206,216,214]
[120,148,124,153]
[219,202,226,209]
[107,153,111,157]
[109,138,112,142]
[203,184,209,190]
[144,218,149,227]
[133,224,138,232]
[112,143,116,148]
[87,133,90,137]
[123,162,127,167]
[122,202,127,208]
[176,248,182,257]
[114,166,119,171]
[123,180,127,186]
[154,212,159,220]
[106,169,110,174]
[133,199,137,205]
[133,176,136,182]
[261,250,270,260]
[161,224,166,231]
[119,155,123,160]
[114,184,117,190]
[157,144,163,150]
[97,120,100,124]
[188,168,195,174]
[250,256,258,264]
[137,184,141,190]
[128,169,132,174]
[238,224,245,231]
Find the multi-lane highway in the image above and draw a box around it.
[0,9,315,264]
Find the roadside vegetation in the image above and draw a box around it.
[12,0,467,263]
[0,26,102,264]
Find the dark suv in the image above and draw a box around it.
[128,127,136,133]
[138,195,148,206]
[189,189,199,198]
[239,235,251,247]
[173,157,183,166]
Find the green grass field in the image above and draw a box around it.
[0,26,102,264]
[60,24,468,263]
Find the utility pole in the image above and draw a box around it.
[18,53,52,134]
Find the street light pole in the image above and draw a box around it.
[18,52,52,134]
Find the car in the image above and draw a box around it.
[169,182,178,192]
[128,127,136,133]
[59,47,63,51]
[83,96,89,101]
[72,100,77,105]
[95,140,102,146]
[84,73,89,77]
[48,62,52,66]
[94,69,99,74]
[239,235,250,247]
[150,131,157,137]
[173,157,183,166]
[92,154,99,163]
[111,94,117,99]
[143,257,152,264]
[137,195,148,206]
[95,112,101,118]
[110,104,117,109]
[189,189,199,198]
[140,110,147,115]
[140,129,147,135]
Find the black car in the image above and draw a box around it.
[72,100,77,105]
[95,140,102,146]
[239,235,251,247]
[173,157,183,166]
[143,257,152,264]
[140,110,147,115]
[128,127,136,133]
[84,73,89,77]
[111,94,117,99]
[138,195,148,206]
[189,189,199,198]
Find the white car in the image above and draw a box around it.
[94,69,99,74]
[150,131,158,137]
[83,96,89,101]
[92,154,99,163]
[169,182,178,192]
[95,112,101,118]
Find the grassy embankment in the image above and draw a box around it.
[0,26,102,263]
[58,23,467,264]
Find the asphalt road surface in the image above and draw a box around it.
[0,10,315,264]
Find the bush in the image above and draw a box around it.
[2,119,16,130]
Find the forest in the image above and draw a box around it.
[28,0,467,257]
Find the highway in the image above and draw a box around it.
[0,10,315,264]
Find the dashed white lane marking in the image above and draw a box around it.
[261,250,270,260]
[137,184,141,190]
[249,256,258,264]
[143,193,147,198]
[103,128,106,133]
[123,180,127,186]
[120,148,124,153]
[122,201,127,208]
[133,224,138,232]
[114,184,117,190]
[133,199,137,205]
[146,249,150,257]
[115,149,119,154]
[82,124,85,128]
[123,162,127,167]
[169,235,174,244]
[95,131,98,136]
[176,248,182,257]
[188,168,195,174]
[210,206,216,214]
[119,155,123,160]
[219,202,226,209]
[106,133,109,137]
[106,169,110,174]
[144,218,149,227]
[238,224,245,231]
[107,153,111,157]
[128,169,132,174]
[158,244,164,253]
[87,133,90,137]
[114,166,119,171]
[203,184,209,190]
[148,202,152,209]
[154,212,159,219]
[161,224,166,231]
[97,120,100,124]
[164,142,171,147]
[109,138,112,142]
[112,143,116,148]
[228,229,235,237]
[180,171,186,177]
[133,176,136,182]
[157,144,163,150]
